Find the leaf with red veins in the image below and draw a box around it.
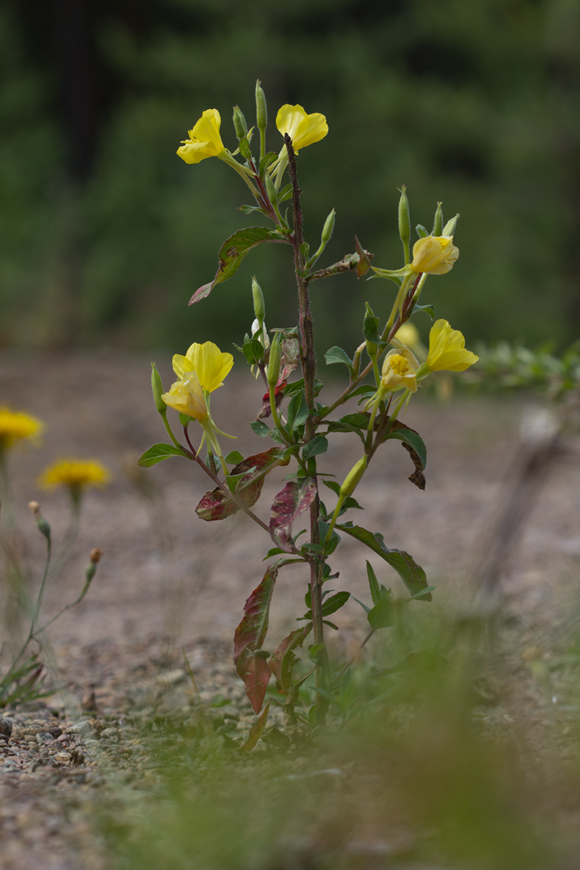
[269,479,317,553]
[269,625,312,693]
[196,448,287,521]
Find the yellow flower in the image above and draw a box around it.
[411,236,459,275]
[171,341,234,392]
[161,370,208,421]
[394,323,420,350]
[275,104,328,153]
[177,109,226,164]
[381,348,419,393]
[39,459,111,491]
[425,320,479,372]
[0,408,43,451]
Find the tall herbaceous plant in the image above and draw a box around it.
[139,83,478,729]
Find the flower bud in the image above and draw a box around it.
[267,333,282,388]
[255,80,268,132]
[264,171,278,206]
[151,363,166,415]
[86,548,103,583]
[232,105,248,140]
[252,277,266,327]
[340,457,367,499]
[321,209,336,246]
[28,501,50,541]
[442,214,459,238]
[398,185,411,250]
[433,202,444,237]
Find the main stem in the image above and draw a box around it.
[285,135,327,721]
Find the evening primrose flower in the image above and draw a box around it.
[381,348,419,393]
[39,459,111,492]
[177,109,260,195]
[171,341,234,392]
[411,236,459,275]
[270,104,328,186]
[161,370,208,421]
[424,320,478,372]
[0,408,43,451]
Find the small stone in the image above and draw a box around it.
[156,669,186,686]
[67,719,93,735]
[0,716,13,741]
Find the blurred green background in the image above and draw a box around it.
[2,0,579,354]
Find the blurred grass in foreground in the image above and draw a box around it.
[99,602,580,870]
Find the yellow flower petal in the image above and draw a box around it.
[381,348,419,393]
[276,104,328,153]
[411,236,459,275]
[177,109,226,164]
[426,320,478,372]
[172,354,194,380]
[162,371,208,421]
[39,459,110,491]
[0,408,44,450]
[184,341,234,392]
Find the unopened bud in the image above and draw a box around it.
[252,277,266,327]
[267,333,282,388]
[86,548,103,584]
[321,209,336,246]
[398,185,411,249]
[29,500,51,541]
[442,214,459,238]
[151,363,166,415]
[433,202,444,237]
[340,457,367,499]
[264,171,278,205]
[232,105,248,140]
[255,80,268,132]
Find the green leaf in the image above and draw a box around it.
[241,337,265,366]
[241,703,270,752]
[336,522,432,600]
[322,480,341,497]
[363,302,382,346]
[251,421,271,437]
[324,346,353,372]
[225,450,244,465]
[367,596,395,630]
[238,205,269,216]
[190,227,289,304]
[278,183,293,203]
[286,391,309,430]
[366,561,381,606]
[308,643,326,663]
[259,152,277,175]
[302,436,328,461]
[321,591,350,616]
[412,302,436,320]
[384,427,427,470]
[137,443,185,467]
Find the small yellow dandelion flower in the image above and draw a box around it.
[0,408,44,451]
[411,236,459,275]
[425,320,479,372]
[39,459,111,492]
[275,104,328,153]
[381,348,419,393]
[171,341,234,393]
[177,109,226,164]
[161,370,208,421]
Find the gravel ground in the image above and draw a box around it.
[1,350,579,868]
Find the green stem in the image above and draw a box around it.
[383,272,413,338]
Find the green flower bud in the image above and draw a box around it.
[433,202,444,236]
[232,105,248,140]
[442,214,459,238]
[321,208,336,246]
[267,333,282,388]
[398,185,411,249]
[340,457,367,498]
[28,501,50,541]
[255,80,268,132]
[264,171,278,205]
[151,363,167,415]
[252,277,266,327]
[85,548,103,584]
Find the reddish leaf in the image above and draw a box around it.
[269,625,312,693]
[234,563,279,713]
[257,380,287,421]
[196,448,286,521]
[241,703,270,751]
[269,480,316,553]
[279,334,300,382]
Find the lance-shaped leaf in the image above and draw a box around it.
[189,227,289,305]
[269,479,317,553]
[138,443,186,467]
[241,703,270,751]
[234,563,279,713]
[196,448,286,521]
[269,625,312,693]
[336,522,432,600]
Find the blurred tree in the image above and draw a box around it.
[2,0,579,353]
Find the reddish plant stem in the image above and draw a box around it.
[285,135,327,717]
